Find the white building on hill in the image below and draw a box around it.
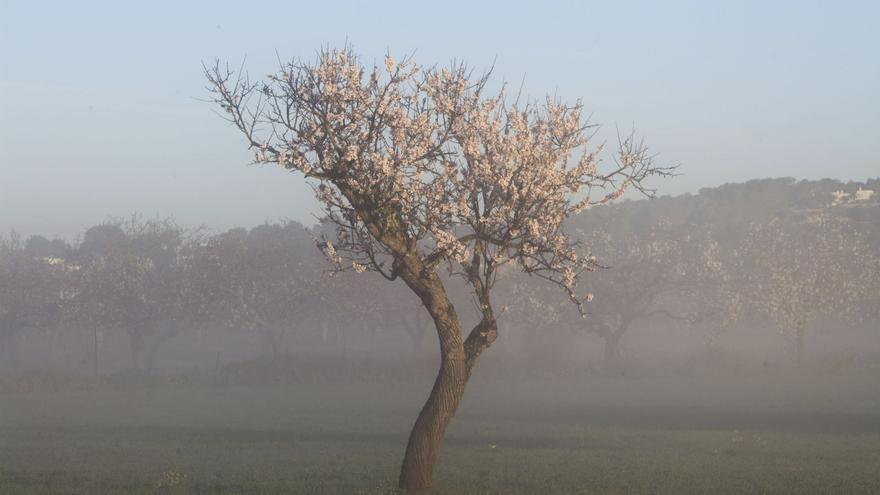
[854,186,875,202]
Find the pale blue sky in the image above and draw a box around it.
[2,0,878,239]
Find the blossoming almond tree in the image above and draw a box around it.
[577,224,689,363]
[210,223,323,356]
[68,218,206,373]
[204,47,671,492]
[743,212,876,364]
[678,231,744,350]
[570,222,731,364]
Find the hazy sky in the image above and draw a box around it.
[2,0,878,239]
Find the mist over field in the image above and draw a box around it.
[3,2,880,494]
[2,178,879,494]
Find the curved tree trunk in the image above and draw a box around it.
[399,321,494,493]
[399,352,469,492]
[343,214,498,492]
[395,254,496,493]
[398,278,467,493]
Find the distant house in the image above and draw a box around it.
[854,187,875,202]
[831,187,875,205]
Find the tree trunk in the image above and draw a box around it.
[129,330,147,370]
[4,332,19,369]
[261,326,282,357]
[795,325,805,365]
[143,338,163,373]
[0,333,9,370]
[603,333,621,364]
[321,320,329,343]
[142,325,187,373]
[399,353,469,492]
[397,302,496,492]
[93,327,99,379]
[601,320,629,368]
[398,290,468,493]
[395,252,495,493]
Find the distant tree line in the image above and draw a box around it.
[1,178,878,374]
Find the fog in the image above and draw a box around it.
[2,178,879,494]
[2,2,880,494]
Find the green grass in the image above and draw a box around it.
[1,375,879,494]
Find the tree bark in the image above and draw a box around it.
[399,350,469,492]
[395,254,496,493]
[397,270,465,492]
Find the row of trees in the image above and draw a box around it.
[502,209,879,367]
[2,197,876,495]
[0,217,437,370]
[2,198,877,374]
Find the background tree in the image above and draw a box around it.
[742,211,875,364]
[0,233,73,367]
[71,218,193,372]
[137,223,207,371]
[205,46,670,491]
[209,223,322,357]
[573,221,697,365]
[677,233,744,351]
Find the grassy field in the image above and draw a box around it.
[1,373,879,494]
